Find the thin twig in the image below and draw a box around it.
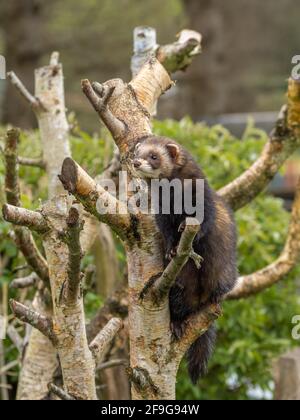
[89,318,123,364]
[10,272,39,290]
[18,157,45,169]
[10,300,57,345]
[61,207,84,304]
[7,71,43,111]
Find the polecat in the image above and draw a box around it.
[131,135,237,384]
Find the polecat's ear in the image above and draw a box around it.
[166,143,180,161]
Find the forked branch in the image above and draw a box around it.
[10,300,57,345]
[59,158,131,238]
[228,177,300,299]
[4,129,49,284]
[89,318,123,364]
[141,218,201,304]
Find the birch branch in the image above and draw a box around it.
[176,304,222,355]
[10,300,57,345]
[82,80,127,142]
[157,29,202,73]
[141,218,201,304]
[10,272,39,290]
[4,128,21,207]
[61,207,84,305]
[48,383,75,401]
[6,71,44,112]
[219,79,300,210]
[18,157,45,169]
[132,27,202,76]
[89,318,123,364]
[227,177,300,299]
[98,359,126,371]
[7,324,24,353]
[4,129,49,284]
[82,58,171,151]
[59,158,131,238]
[2,204,49,234]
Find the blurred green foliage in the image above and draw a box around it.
[155,117,300,400]
[0,118,299,400]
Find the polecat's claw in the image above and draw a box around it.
[166,246,178,261]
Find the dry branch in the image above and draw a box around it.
[82,58,171,152]
[2,204,49,233]
[59,158,130,239]
[6,71,43,111]
[89,318,123,364]
[228,177,300,299]
[48,383,75,401]
[157,29,202,73]
[10,300,56,345]
[142,218,201,303]
[4,129,49,284]
[82,80,127,142]
[176,304,222,355]
[98,359,126,371]
[10,272,39,290]
[13,228,49,284]
[6,324,24,353]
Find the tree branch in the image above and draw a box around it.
[89,318,123,364]
[97,359,126,371]
[142,218,201,304]
[227,177,300,299]
[10,272,39,289]
[218,105,300,210]
[4,129,20,207]
[7,71,44,112]
[48,383,75,401]
[10,300,57,345]
[61,207,84,305]
[18,157,45,169]
[13,228,49,284]
[176,304,222,355]
[4,129,49,284]
[59,158,131,238]
[82,80,127,142]
[157,29,202,73]
[129,57,173,115]
[6,324,24,354]
[2,204,49,233]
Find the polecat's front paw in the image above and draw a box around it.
[170,320,187,340]
[165,246,178,261]
[178,220,186,233]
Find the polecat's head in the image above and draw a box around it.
[131,137,182,179]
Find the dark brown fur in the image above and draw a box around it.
[132,136,237,383]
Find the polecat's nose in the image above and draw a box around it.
[133,160,141,168]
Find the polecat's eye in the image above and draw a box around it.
[150,154,157,160]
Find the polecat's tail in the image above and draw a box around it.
[187,326,216,384]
